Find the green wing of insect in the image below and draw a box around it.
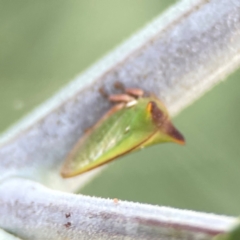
[61,96,184,178]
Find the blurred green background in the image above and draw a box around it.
[0,1,240,216]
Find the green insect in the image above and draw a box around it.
[61,85,185,178]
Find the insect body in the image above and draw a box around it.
[61,88,185,178]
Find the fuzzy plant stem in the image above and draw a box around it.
[0,0,239,191]
[0,0,240,238]
[0,178,237,240]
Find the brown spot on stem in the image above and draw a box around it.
[65,213,71,218]
[64,222,71,228]
[114,81,125,91]
[99,87,108,98]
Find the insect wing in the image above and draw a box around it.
[61,98,155,177]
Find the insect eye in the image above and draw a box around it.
[147,101,165,126]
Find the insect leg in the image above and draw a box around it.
[125,88,144,97]
[114,81,144,98]
[108,94,135,103]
